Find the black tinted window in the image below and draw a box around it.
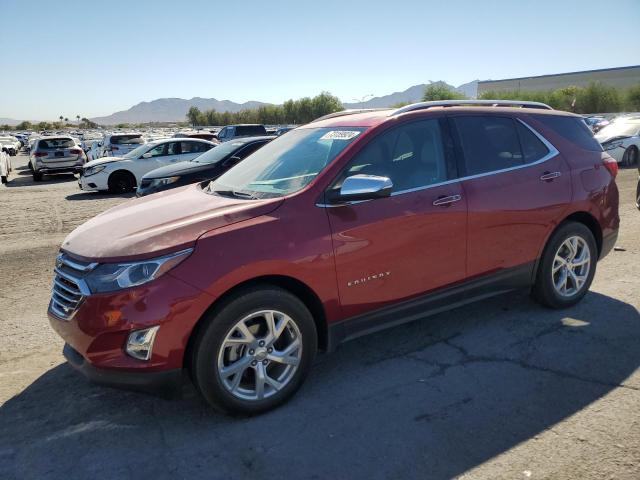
[338,119,447,192]
[237,141,267,159]
[533,115,602,152]
[453,116,523,175]
[516,121,549,162]
[112,135,143,145]
[38,138,75,149]
[235,125,267,136]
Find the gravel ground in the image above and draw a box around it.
[0,152,638,480]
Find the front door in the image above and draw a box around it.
[325,118,467,319]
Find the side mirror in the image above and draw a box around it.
[332,174,393,203]
[141,152,153,159]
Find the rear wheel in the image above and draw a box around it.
[1,175,7,184]
[108,171,136,193]
[622,146,638,167]
[191,286,317,415]
[532,222,597,308]
[32,170,43,182]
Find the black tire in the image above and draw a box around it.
[108,171,136,193]
[1,175,7,184]
[622,146,638,167]
[191,286,317,415]
[32,170,43,182]
[532,222,597,309]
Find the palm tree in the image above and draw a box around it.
[76,115,80,124]
[59,115,63,123]
[64,117,69,123]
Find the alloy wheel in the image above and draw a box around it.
[217,310,303,401]
[552,235,591,297]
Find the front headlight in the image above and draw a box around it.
[84,165,106,176]
[85,248,193,293]
[150,176,180,187]
[603,140,623,151]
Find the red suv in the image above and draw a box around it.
[49,100,619,414]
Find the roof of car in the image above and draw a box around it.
[306,105,582,129]
[146,137,217,146]
[224,135,276,143]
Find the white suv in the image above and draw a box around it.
[79,138,216,193]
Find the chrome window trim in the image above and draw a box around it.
[316,118,559,208]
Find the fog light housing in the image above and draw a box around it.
[126,326,159,361]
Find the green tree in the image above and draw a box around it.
[15,121,33,130]
[625,84,640,111]
[422,83,466,101]
[577,82,622,113]
[186,106,204,126]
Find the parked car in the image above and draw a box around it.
[137,136,274,197]
[0,150,10,184]
[79,138,216,193]
[49,101,619,415]
[595,117,640,166]
[584,115,609,133]
[101,133,146,157]
[0,135,20,156]
[29,136,87,181]
[173,131,219,143]
[275,126,294,136]
[216,124,267,142]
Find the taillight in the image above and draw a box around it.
[69,148,82,155]
[602,155,618,178]
[34,152,48,157]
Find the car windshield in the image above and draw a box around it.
[192,141,247,164]
[597,121,640,138]
[210,127,365,199]
[123,144,152,158]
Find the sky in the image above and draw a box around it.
[1,0,639,121]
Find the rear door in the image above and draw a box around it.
[449,114,571,278]
[325,117,467,319]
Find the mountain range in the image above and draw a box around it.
[1,81,479,126]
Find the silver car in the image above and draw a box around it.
[101,133,146,157]
[29,136,87,181]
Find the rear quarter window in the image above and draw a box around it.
[533,115,603,152]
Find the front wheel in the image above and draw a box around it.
[108,171,136,193]
[622,146,638,167]
[532,222,597,309]
[192,286,317,415]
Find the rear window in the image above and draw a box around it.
[235,125,267,136]
[533,115,602,152]
[188,133,216,141]
[38,138,75,149]
[111,135,144,145]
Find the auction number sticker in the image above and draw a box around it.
[320,130,361,141]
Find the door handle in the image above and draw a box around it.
[540,171,561,181]
[433,194,462,206]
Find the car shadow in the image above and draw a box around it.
[1,290,638,479]
[4,170,78,188]
[65,191,136,201]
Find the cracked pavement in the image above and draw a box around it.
[1,153,639,479]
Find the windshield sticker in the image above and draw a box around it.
[320,130,361,141]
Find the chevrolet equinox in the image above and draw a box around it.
[49,100,619,414]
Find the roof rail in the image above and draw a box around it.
[311,108,390,123]
[391,99,553,116]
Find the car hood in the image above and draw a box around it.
[144,160,216,179]
[594,133,631,144]
[62,184,284,262]
[83,156,127,168]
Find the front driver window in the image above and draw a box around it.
[145,144,167,158]
[335,119,448,193]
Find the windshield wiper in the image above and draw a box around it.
[213,189,258,200]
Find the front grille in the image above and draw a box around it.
[49,253,97,320]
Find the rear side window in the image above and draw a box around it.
[453,116,524,176]
[533,115,602,152]
[38,138,75,149]
[112,135,144,145]
[180,141,211,154]
[235,125,267,136]
[516,121,549,162]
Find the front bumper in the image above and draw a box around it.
[78,173,108,191]
[64,343,183,393]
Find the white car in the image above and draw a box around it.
[79,138,216,193]
[0,150,11,184]
[595,117,640,167]
[0,136,21,156]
